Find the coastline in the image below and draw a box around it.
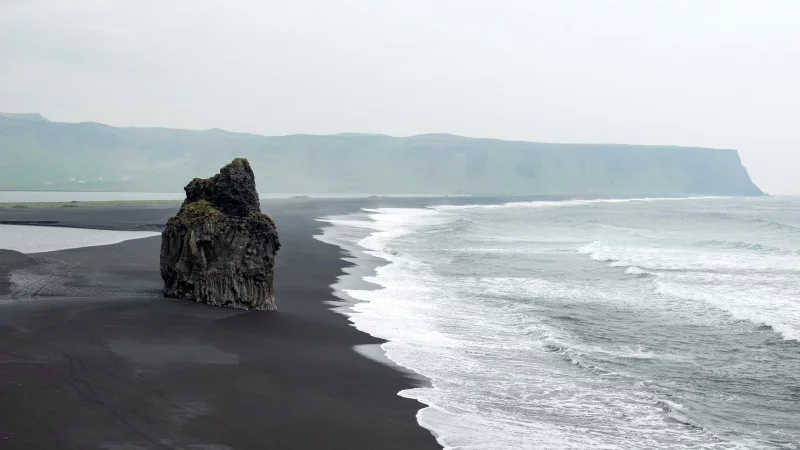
[0,199,442,449]
[312,196,800,449]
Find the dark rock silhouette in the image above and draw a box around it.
[160,158,280,310]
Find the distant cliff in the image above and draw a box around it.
[0,114,763,197]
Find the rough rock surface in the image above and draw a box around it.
[160,158,280,310]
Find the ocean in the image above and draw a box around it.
[316,196,800,449]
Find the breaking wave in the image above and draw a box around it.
[316,196,800,448]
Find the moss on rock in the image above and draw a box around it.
[248,211,277,229]
[167,200,224,225]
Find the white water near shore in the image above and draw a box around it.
[316,196,800,449]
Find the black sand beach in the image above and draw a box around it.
[0,199,441,449]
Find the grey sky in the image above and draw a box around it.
[1,1,798,193]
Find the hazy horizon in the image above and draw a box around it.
[2,1,798,193]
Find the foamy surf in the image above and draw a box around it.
[431,196,725,211]
[316,196,800,448]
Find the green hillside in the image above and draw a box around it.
[0,114,763,196]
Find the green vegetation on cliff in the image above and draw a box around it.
[0,114,763,197]
[181,200,220,216]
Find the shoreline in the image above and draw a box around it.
[0,200,443,449]
[313,208,450,447]
[313,215,436,384]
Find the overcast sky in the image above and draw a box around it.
[1,1,798,193]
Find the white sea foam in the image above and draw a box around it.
[624,266,653,276]
[578,239,800,272]
[653,279,800,342]
[432,196,723,211]
[0,224,160,254]
[317,196,800,448]
[315,204,765,449]
[577,238,800,341]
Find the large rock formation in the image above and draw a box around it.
[160,158,280,310]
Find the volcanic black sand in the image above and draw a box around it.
[0,199,448,450]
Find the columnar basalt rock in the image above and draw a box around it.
[160,158,280,310]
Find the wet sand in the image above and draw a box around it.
[0,199,442,449]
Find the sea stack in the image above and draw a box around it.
[160,158,280,310]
